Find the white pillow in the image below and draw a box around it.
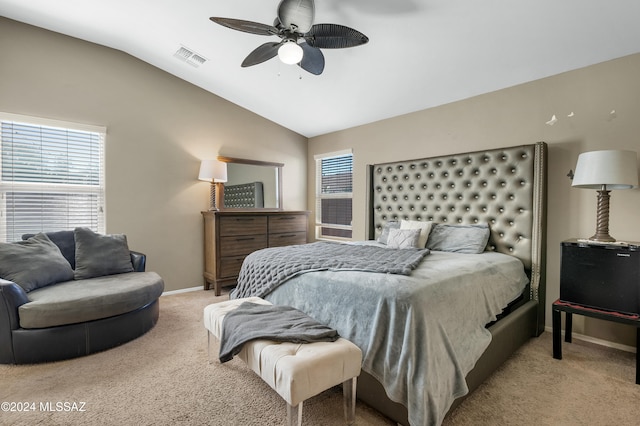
[400,220,433,248]
[386,228,421,249]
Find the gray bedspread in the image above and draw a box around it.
[231,241,429,299]
[218,302,338,363]
[262,245,529,426]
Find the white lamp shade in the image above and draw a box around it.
[278,41,303,65]
[198,160,227,183]
[572,150,638,190]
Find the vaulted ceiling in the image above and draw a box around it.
[2,0,640,137]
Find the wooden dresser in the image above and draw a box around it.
[202,210,309,295]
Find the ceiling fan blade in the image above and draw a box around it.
[298,42,324,75]
[210,17,277,36]
[241,42,282,67]
[277,0,315,33]
[305,23,369,49]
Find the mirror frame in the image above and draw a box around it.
[217,156,284,210]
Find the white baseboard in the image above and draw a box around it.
[161,286,202,296]
[544,325,636,354]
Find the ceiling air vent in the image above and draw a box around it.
[174,45,208,68]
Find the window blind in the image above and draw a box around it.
[315,151,353,239]
[0,114,105,242]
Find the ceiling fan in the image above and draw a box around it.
[210,0,369,75]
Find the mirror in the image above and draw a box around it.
[217,156,283,210]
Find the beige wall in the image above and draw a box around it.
[0,18,308,292]
[309,53,640,347]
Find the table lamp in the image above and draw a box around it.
[198,160,228,210]
[571,150,638,242]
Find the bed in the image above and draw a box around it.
[231,142,548,425]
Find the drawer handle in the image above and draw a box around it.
[278,234,297,238]
[277,217,296,220]
[235,218,256,222]
[235,237,255,241]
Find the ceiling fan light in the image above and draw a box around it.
[278,41,303,64]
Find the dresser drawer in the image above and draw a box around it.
[219,255,246,278]
[220,235,268,256]
[268,214,307,234]
[220,216,268,236]
[268,231,307,248]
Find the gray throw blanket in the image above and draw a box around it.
[231,241,430,299]
[219,302,339,363]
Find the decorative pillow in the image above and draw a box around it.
[22,230,76,269]
[426,223,491,254]
[377,220,400,244]
[386,228,421,249]
[74,227,134,280]
[0,233,74,292]
[400,220,433,248]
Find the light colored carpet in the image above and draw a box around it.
[1,290,639,426]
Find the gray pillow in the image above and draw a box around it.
[0,233,74,292]
[22,230,76,269]
[377,220,400,244]
[426,223,491,254]
[386,228,421,249]
[74,227,134,280]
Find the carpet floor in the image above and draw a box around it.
[2,290,639,425]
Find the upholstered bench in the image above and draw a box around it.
[203,297,362,426]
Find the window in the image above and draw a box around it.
[315,150,353,239]
[0,113,106,243]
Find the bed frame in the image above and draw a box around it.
[361,142,548,424]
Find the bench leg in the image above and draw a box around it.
[552,308,562,360]
[636,327,640,385]
[207,331,213,364]
[343,377,357,425]
[286,401,302,426]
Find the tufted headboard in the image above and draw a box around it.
[224,182,265,208]
[368,142,547,307]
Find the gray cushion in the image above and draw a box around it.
[386,228,421,249]
[19,271,164,328]
[0,233,74,292]
[74,227,134,280]
[377,220,400,244]
[22,230,76,269]
[426,223,491,254]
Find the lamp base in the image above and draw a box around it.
[588,189,615,242]
[208,182,224,211]
[586,234,616,243]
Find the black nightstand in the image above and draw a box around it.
[553,239,640,384]
[559,239,640,314]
